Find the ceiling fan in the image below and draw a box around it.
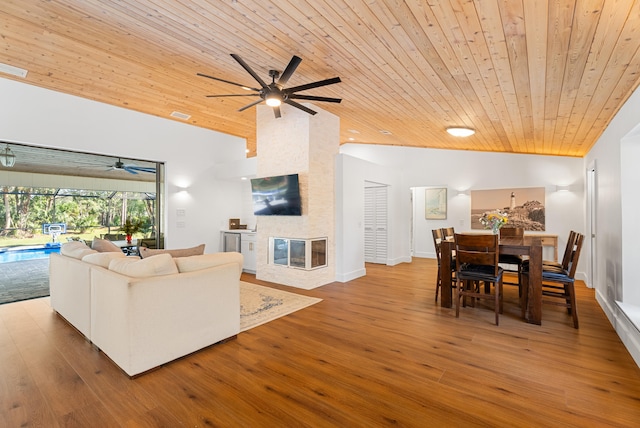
[108,158,156,175]
[198,54,342,118]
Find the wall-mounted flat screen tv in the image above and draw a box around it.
[250,173,302,216]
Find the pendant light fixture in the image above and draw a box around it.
[0,144,16,167]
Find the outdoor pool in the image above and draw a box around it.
[0,244,61,263]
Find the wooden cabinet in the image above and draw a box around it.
[525,233,558,261]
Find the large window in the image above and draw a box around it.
[0,142,164,247]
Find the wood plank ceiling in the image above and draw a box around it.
[2,0,640,158]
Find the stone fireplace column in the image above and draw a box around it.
[254,103,338,289]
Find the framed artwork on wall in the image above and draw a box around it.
[470,187,545,231]
[425,187,447,219]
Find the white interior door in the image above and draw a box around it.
[364,185,388,264]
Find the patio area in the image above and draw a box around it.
[0,258,49,305]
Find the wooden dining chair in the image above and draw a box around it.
[498,226,524,238]
[499,227,525,294]
[523,232,584,328]
[433,228,455,302]
[546,230,578,269]
[441,227,455,242]
[523,230,577,271]
[454,233,504,325]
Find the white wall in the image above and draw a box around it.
[0,77,248,252]
[335,154,367,281]
[586,84,640,367]
[621,125,640,305]
[334,152,408,282]
[338,143,586,280]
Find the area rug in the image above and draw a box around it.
[240,281,322,332]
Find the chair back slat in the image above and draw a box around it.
[566,233,584,279]
[560,230,578,270]
[441,227,455,242]
[432,229,444,263]
[455,233,500,276]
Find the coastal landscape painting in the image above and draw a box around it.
[471,187,545,231]
[425,187,447,219]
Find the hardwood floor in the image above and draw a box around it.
[1,258,639,427]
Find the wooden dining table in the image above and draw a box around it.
[439,235,543,325]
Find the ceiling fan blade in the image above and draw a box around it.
[273,106,282,118]
[288,94,342,103]
[230,54,269,88]
[277,55,302,87]
[125,166,156,174]
[284,99,317,115]
[196,73,259,91]
[238,99,264,112]
[123,167,139,175]
[205,94,260,98]
[285,77,342,94]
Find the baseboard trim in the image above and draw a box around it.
[336,268,366,283]
[597,290,640,368]
[387,256,412,266]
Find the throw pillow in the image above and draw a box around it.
[60,241,97,259]
[108,253,179,277]
[91,238,122,253]
[174,252,244,273]
[81,251,128,268]
[139,243,205,259]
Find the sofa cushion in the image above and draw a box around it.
[139,244,205,259]
[174,252,243,273]
[108,253,179,277]
[60,241,97,259]
[82,251,128,268]
[91,238,122,253]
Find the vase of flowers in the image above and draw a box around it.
[121,218,142,244]
[479,210,509,235]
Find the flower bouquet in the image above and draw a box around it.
[120,218,143,243]
[479,210,509,234]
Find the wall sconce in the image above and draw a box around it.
[457,189,470,196]
[0,144,16,167]
[556,185,570,192]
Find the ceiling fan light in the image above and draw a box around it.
[265,96,281,107]
[446,127,475,137]
[0,144,16,167]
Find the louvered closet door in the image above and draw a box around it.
[364,186,388,264]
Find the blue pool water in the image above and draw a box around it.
[0,244,61,263]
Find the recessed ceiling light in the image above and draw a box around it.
[379,130,392,135]
[446,127,475,137]
[348,137,355,141]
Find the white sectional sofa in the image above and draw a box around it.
[49,241,243,377]
[49,251,95,338]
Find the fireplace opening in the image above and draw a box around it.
[269,237,327,270]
